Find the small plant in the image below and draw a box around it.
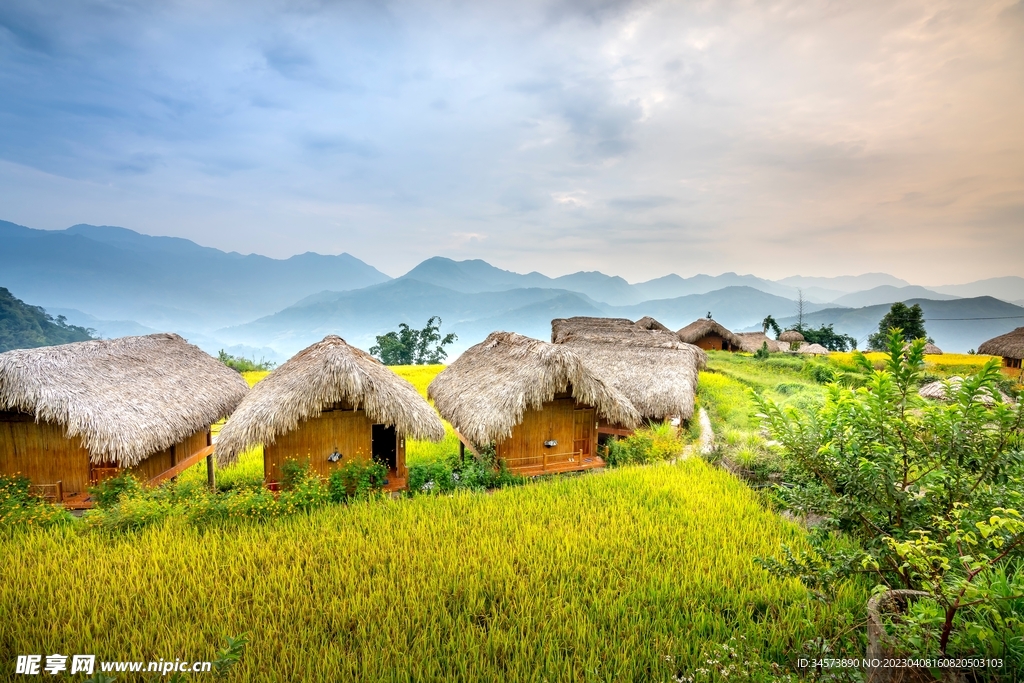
[327,459,388,502]
[279,459,312,491]
[88,472,143,509]
[0,474,74,528]
[754,341,771,360]
[213,633,248,676]
[217,350,275,372]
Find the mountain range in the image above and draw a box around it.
[2,220,1023,359]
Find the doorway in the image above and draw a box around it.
[371,424,397,471]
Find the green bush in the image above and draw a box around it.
[0,475,74,529]
[605,422,684,467]
[88,472,143,509]
[327,460,389,502]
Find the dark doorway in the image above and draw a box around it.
[371,424,397,471]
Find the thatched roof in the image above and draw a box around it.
[778,330,805,342]
[676,318,741,347]
[551,317,707,420]
[735,332,783,353]
[428,331,640,446]
[217,335,445,463]
[918,377,1013,405]
[0,333,248,466]
[923,343,943,355]
[797,343,830,355]
[978,327,1024,360]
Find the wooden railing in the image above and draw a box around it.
[147,444,215,486]
[501,451,583,473]
[29,480,63,503]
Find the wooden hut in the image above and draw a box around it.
[0,333,248,508]
[778,330,805,343]
[734,332,783,354]
[978,327,1024,381]
[428,331,639,476]
[677,317,742,351]
[216,335,444,492]
[551,316,706,436]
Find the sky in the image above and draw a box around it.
[1,0,1023,284]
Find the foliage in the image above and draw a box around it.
[762,315,782,338]
[217,349,276,372]
[213,634,249,676]
[0,462,867,681]
[369,316,457,365]
[794,323,857,352]
[88,472,144,509]
[754,330,1024,660]
[605,421,685,466]
[754,341,771,360]
[327,459,389,502]
[408,446,525,494]
[0,286,94,352]
[867,302,929,350]
[0,475,74,529]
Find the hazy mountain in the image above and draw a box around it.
[765,297,1024,352]
[0,220,391,331]
[610,286,835,332]
[218,281,836,358]
[630,272,833,302]
[47,308,159,339]
[831,285,959,308]
[777,273,911,293]
[929,276,1024,303]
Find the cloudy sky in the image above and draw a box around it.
[1,0,1022,283]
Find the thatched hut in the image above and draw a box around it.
[923,343,943,355]
[734,332,783,354]
[677,318,741,352]
[552,317,706,436]
[797,343,830,356]
[978,327,1024,380]
[0,333,248,507]
[778,330,805,343]
[217,335,444,492]
[429,331,639,475]
[918,377,1013,405]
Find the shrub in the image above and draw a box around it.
[0,475,74,529]
[88,472,143,509]
[605,422,684,467]
[327,460,389,502]
[755,331,1024,661]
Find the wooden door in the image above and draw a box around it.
[573,408,595,459]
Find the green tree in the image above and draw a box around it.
[761,315,782,338]
[754,330,1024,659]
[370,316,457,365]
[867,301,929,350]
[0,287,94,352]
[796,323,857,351]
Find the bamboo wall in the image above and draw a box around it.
[263,408,406,484]
[495,398,597,472]
[0,411,212,494]
[692,334,732,351]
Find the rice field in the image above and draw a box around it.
[0,460,866,682]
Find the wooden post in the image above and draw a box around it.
[206,430,215,491]
[169,444,177,483]
[56,480,63,504]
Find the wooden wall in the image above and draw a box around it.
[495,398,597,471]
[263,407,406,484]
[0,411,212,494]
[692,334,733,351]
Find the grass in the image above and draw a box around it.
[0,460,866,682]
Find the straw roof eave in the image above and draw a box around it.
[978,327,1024,360]
[0,333,249,467]
[428,331,640,447]
[676,318,742,347]
[216,335,446,464]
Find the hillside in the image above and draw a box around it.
[0,221,391,331]
[768,297,1024,352]
[0,287,94,352]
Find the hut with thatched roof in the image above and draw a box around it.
[551,317,706,436]
[797,343,830,356]
[918,377,1013,405]
[978,327,1024,380]
[677,317,742,352]
[734,332,783,354]
[778,330,805,343]
[429,332,639,476]
[0,333,248,507]
[217,335,444,492]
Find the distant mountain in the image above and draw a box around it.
[219,281,836,358]
[831,285,959,308]
[764,297,1024,353]
[0,287,94,352]
[777,273,911,293]
[630,272,828,302]
[929,276,1024,304]
[0,220,391,331]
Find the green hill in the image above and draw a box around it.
[0,287,95,352]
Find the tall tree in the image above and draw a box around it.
[867,302,929,351]
[761,315,782,338]
[370,316,457,365]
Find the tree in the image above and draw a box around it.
[0,287,94,352]
[797,323,857,351]
[754,331,1024,659]
[761,315,782,339]
[867,302,929,350]
[370,316,457,365]
[795,289,806,330]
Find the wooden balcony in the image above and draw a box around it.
[501,450,606,477]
